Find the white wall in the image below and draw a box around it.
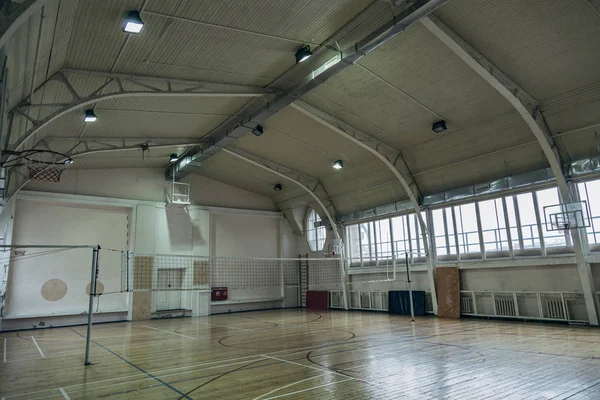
[185,174,277,211]
[25,168,278,211]
[3,199,130,318]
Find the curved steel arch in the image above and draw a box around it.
[421,14,599,325]
[291,100,439,314]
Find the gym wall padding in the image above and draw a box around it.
[436,266,460,318]
[306,291,329,310]
[388,291,426,315]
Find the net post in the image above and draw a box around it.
[406,252,415,321]
[84,245,99,366]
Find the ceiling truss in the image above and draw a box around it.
[7,68,276,153]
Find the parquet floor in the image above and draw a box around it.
[1,310,600,399]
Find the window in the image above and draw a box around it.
[478,198,508,252]
[578,179,600,245]
[306,209,326,251]
[391,215,410,258]
[516,193,541,249]
[455,203,480,253]
[535,187,567,247]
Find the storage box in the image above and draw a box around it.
[211,287,228,301]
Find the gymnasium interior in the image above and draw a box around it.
[1,0,600,398]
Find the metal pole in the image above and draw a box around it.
[406,252,415,322]
[84,246,99,365]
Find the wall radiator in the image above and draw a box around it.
[546,299,565,319]
[460,296,473,313]
[495,297,516,316]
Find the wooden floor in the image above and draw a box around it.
[1,310,600,399]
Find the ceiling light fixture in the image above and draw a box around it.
[273,183,282,191]
[252,125,264,137]
[124,11,144,33]
[170,153,178,162]
[333,160,343,170]
[432,120,447,133]
[84,109,97,122]
[295,45,312,64]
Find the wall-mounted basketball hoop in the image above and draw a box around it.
[544,201,591,233]
[1,149,74,182]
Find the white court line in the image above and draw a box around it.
[196,322,254,332]
[264,378,352,400]
[140,325,196,339]
[59,388,70,400]
[261,355,350,380]
[6,336,360,400]
[252,375,324,400]
[3,337,6,362]
[31,336,45,358]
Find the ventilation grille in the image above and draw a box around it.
[495,297,516,316]
[546,299,566,319]
[460,296,473,313]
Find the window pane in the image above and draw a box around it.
[578,180,600,245]
[359,223,370,260]
[479,198,508,252]
[306,209,325,251]
[516,193,541,249]
[445,208,458,255]
[374,219,392,259]
[455,203,480,254]
[536,187,567,247]
[391,216,409,258]
[505,196,521,250]
[347,224,360,259]
[432,209,447,256]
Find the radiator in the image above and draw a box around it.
[460,296,473,313]
[546,299,565,319]
[495,297,516,316]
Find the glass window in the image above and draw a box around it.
[505,196,521,250]
[455,203,480,253]
[374,219,392,259]
[359,222,371,260]
[391,215,410,258]
[306,209,326,251]
[432,209,447,256]
[408,214,423,257]
[347,224,360,259]
[445,208,458,255]
[578,180,600,245]
[516,193,541,249]
[478,198,508,252]
[536,187,567,247]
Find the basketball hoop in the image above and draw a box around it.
[2,149,73,182]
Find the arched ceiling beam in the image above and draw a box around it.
[221,147,340,240]
[169,0,449,181]
[421,14,599,325]
[8,69,276,152]
[292,100,438,314]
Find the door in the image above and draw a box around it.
[156,269,183,311]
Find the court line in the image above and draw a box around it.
[3,337,6,362]
[6,334,367,399]
[59,388,70,400]
[141,325,197,339]
[31,336,45,358]
[264,378,352,400]
[70,329,192,400]
[261,355,353,380]
[252,375,324,400]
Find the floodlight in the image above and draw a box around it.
[295,45,312,64]
[84,109,97,122]
[333,160,343,170]
[124,11,144,33]
[432,120,447,133]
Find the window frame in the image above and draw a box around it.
[306,209,326,252]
